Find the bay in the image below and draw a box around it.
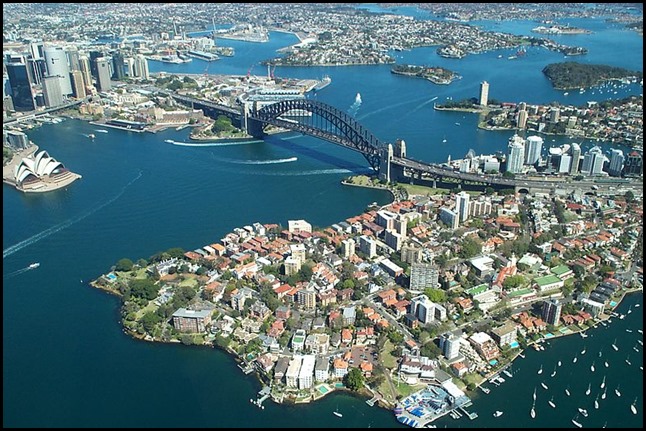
[3,11,643,428]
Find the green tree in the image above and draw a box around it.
[115,258,134,272]
[141,311,162,333]
[343,367,365,391]
[129,278,159,300]
[502,275,526,290]
[424,288,447,304]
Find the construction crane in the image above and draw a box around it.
[246,64,255,80]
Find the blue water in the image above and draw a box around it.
[3,12,643,428]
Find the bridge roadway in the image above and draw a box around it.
[393,156,644,195]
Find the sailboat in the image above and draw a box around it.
[333,407,343,418]
[548,396,556,408]
[572,414,583,428]
[600,375,606,389]
[581,346,587,355]
[631,397,638,414]
[532,387,537,401]
[594,395,599,409]
[591,361,595,372]
[541,382,549,390]
[586,383,591,395]
[537,365,543,375]
[604,360,609,368]
[602,388,607,400]
[550,366,557,377]
[573,354,578,363]
[615,385,621,397]
[565,385,571,396]
[493,411,503,417]
[625,355,632,366]
[612,339,619,351]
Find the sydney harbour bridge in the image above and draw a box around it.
[168,93,642,196]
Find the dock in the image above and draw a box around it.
[250,386,271,409]
[238,363,254,375]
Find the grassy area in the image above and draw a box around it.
[381,339,398,369]
[178,276,198,288]
[395,381,426,399]
[398,183,449,196]
[135,301,159,320]
[345,175,377,186]
[461,372,483,388]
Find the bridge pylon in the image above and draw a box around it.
[379,143,393,183]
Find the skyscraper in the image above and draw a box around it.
[95,57,112,92]
[608,149,624,177]
[479,81,489,106]
[542,299,562,326]
[6,62,36,111]
[517,108,528,129]
[70,70,86,99]
[456,191,470,224]
[78,56,93,89]
[42,75,64,107]
[569,143,581,175]
[524,135,543,165]
[581,146,605,175]
[623,151,643,177]
[506,134,525,174]
[134,54,150,80]
[111,52,125,80]
[43,46,72,96]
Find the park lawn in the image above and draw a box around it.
[461,372,483,388]
[381,339,398,369]
[395,381,426,399]
[345,175,374,186]
[135,301,159,320]
[178,276,199,288]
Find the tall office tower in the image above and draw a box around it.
[134,54,149,80]
[456,191,470,224]
[506,134,525,174]
[541,299,562,326]
[517,108,528,129]
[111,52,125,80]
[124,57,135,77]
[524,135,543,165]
[581,146,605,175]
[67,47,81,71]
[623,151,643,177]
[29,41,45,60]
[6,62,36,111]
[70,70,86,99]
[43,46,73,96]
[26,58,46,86]
[549,107,560,123]
[78,56,93,89]
[479,81,489,106]
[89,51,103,79]
[42,76,64,107]
[409,263,439,291]
[518,101,527,111]
[608,149,624,177]
[558,154,572,173]
[569,142,581,175]
[95,57,112,92]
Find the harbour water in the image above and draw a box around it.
[3,9,643,428]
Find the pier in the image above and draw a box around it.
[250,386,271,409]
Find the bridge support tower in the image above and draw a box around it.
[379,143,393,183]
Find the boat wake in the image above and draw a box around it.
[3,265,35,279]
[3,171,142,259]
[348,92,362,116]
[94,129,109,133]
[228,157,298,165]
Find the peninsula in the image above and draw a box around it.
[90,178,642,424]
[391,64,460,85]
[542,62,643,90]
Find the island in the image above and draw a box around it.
[542,62,643,90]
[532,24,592,35]
[391,64,460,85]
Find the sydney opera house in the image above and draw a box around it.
[10,149,81,192]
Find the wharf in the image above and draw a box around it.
[251,386,271,409]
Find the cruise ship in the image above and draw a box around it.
[312,75,332,92]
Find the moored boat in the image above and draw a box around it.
[493,411,503,417]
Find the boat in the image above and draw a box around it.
[537,365,543,375]
[601,376,606,389]
[28,263,40,269]
[493,411,503,417]
[164,139,174,144]
[604,361,609,368]
[530,405,536,419]
[333,409,342,418]
[635,304,641,309]
[442,135,447,143]
[455,122,461,126]
[578,408,589,417]
[598,350,602,358]
[550,367,557,378]
[615,385,621,397]
[480,386,490,394]
[594,396,599,409]
[612,339,619,351]
[355,93,362,104]
[602,388,607,399]
[572,415,583,428]
[95,129,108,133]
[625,356,632,366]
[503,369,513,378]
[557,360,562,367]
[638,340,643,346]
[565,386,571,396]
[580,332,588,338]
[541,382,549,390]
[586,383,591,395]
[548,397,556,408]
[626,329,633,333]
[631,398,637,414]
[564,92,569,96]
[88,133,96,139]
[532,387,537,401]
[581,347,587,355]
[591,361,595,372]
[573,355,578,363]
[312,75,332,92]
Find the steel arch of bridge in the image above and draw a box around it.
[252,99,386,171]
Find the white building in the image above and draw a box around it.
[298,354,316,389]
[286,355,303,388]
[525,136,543,165]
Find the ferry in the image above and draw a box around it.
[312,75,332,92]
[29,262,40,269]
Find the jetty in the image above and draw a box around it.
[251,386,271,409]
